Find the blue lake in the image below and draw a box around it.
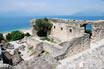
[0,16,104,33]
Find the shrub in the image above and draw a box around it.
[34,17,53,37]
[6,33,12,41]
[11,31,24,41]
[6,31,24,41]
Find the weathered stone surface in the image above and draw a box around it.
[15,55,59,69]
[56,41,104,69]
[12,49,23,65]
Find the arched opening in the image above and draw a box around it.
[82,24,92,37]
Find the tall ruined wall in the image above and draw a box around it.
[30,19,37,36]
[30,18,104,43]
[90,21,104,43]
[50,19,85,41]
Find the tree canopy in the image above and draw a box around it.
[34,17,53,37]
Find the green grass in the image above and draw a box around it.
[40,37,50,41]
[40,37,56,43]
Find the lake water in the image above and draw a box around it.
[0,16,104,33]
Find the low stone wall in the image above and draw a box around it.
[42,41,62,54]
[25,36,63,55]
[25,34,90,60]
[65,34,91,57]
[24,37,41,49]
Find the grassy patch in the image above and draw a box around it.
[40,37,50,41]
[40,37,56,43]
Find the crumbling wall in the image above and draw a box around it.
[91,22,104,43]
[65,34,90,57]
[30,18,104,43]
[42,42,62,54]
[24,37,41,49]
[50,19,85,41]
[50,34,91,60]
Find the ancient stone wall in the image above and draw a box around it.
[24,37,41,49]
[91,22,104,43]
[50,19,85,41]
[25,34,90,59]
[25,36,63,54]
[30,18,104,43]
[42,42,62,54]
[65,34,90,57]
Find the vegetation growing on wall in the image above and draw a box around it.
[86,29,92,36]
[40,37,56,43]
[34,17,53,37]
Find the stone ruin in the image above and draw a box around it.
[31,18,104,43]
[1,18,104,69]
[29,18,104,59]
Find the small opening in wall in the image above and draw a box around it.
[69,29,72,32]
[54,26,56,29]
[61,27,63,30]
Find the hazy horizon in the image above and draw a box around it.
[0,0,104,17]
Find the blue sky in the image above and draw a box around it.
[0,0,104,16]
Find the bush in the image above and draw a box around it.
[6,31,24,41]
[6,33,11,41]
[0,33,4,43]
[34,17,53,37]
[11,31,24,41]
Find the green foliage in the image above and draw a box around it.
[6,33,11,41]
[34,17,53,37]
[86,29,92,34]
[11,31,24,41]
[86,29,92,37]
[24,33,31,37]
[6,31,24,41]
[40,37,50,41]
[40,37,56,43]
[0,33,4,43]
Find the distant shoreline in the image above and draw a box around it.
[2,27,32,37]
[1,27,31,33]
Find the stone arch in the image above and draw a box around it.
[81,24,92,37]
